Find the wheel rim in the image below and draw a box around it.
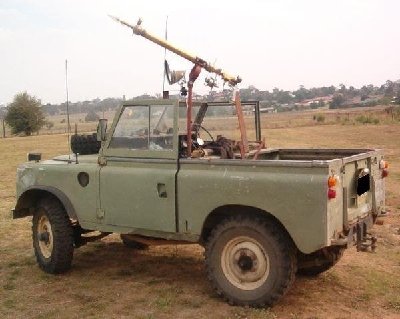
[37,212,53,259]
[221,236,270,291]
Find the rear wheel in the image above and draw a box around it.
[205,216,297,307]
[297,246,344,276]
[32,198,74,274]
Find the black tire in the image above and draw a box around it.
[297,247,344,276]
[32,197,74,274]
[205,216,297,307]
[120,234,149,250]
[71,133,101,155]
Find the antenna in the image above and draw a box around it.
[65,59,72,162]
[162,15,168,94]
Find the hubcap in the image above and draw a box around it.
[37,213,53,259]
[221,236,269,290]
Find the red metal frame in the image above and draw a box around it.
[186,64,202,157]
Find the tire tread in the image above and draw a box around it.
[205,215,297,307]
[32,197,74,274]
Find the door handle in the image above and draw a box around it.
[157,183,167,198]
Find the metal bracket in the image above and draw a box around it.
[98,156,107,166]
[96,208,105,219]
[357,232,377,252]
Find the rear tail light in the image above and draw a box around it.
[380,160,389,178]
[380,160,389,169]
[327,175,339,200]
[328,176,337,187]
[328,188,336,199]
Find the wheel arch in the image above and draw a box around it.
[13,186,77,220]
[199,204,296,249]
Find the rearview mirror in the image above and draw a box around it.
[97,119,108,142]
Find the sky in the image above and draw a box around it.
[0,0,399,105]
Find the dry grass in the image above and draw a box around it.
[1,107,400,319]
[2,110,115,136]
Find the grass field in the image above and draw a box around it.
[0,107,399,319]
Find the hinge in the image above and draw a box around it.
[96,208,105,219]
[98,156,107,166]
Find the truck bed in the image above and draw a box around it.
[254,148,378,162]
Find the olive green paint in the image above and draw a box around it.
[14,100,385,254]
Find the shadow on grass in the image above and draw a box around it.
[71,240,207,287]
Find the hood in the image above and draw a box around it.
[51,154,99,164]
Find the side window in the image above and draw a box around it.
[150,106,174,150]
[109,105,174,150]
[109,106,149,149]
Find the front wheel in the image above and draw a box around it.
[32,198,74,274]
[205,216,297,307]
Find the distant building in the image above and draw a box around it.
[259,107,276,113]
[297,95,333,106]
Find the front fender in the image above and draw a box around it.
[13,186,77,220]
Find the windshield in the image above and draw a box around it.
[110,105,174,150]
[178,102,257,142]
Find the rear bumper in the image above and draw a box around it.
[331,213,375,249]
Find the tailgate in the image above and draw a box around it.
[342,150,385,223]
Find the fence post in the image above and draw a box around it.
[2,119,5,138]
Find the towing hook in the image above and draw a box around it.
[357,234,377,253]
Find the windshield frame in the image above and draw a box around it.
[101,99,179,159]
[178,100,261,142]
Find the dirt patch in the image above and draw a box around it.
[1,111,399,318]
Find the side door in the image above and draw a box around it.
[99,100,178,233]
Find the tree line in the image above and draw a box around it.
[237,80,400,109]
[1,79,399,136]
[27,79,400,117]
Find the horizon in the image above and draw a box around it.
[2,78,398,107]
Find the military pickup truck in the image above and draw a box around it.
[13,99,387,307]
